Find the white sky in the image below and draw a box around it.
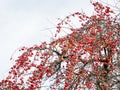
[0,0,95,81]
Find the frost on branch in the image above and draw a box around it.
[0,1,120,90]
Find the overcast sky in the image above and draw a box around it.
[0,0,95,81]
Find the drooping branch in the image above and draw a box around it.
[0,1,120,90]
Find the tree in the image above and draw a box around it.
[0,1,120,90]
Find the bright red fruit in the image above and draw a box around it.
[0,1,120,90]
